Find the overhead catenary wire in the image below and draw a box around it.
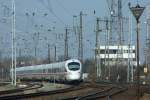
[55,0,73,16]
[38,0,66,25]
[106,0,111,13]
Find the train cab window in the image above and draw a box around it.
[68,62,80,71]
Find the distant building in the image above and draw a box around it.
[95,45,137,66]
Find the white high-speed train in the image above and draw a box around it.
[15,59,82,82]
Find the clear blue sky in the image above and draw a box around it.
[0,0,149,63]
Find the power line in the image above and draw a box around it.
[106,0,111,13]
[55,0,73,16]
[38,0,66,25]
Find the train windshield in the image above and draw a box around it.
[68,62,80,71]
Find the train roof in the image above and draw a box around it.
[16,59,81,71]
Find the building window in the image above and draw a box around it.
[100,50,105,54]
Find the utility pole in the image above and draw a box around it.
[54,45,56,62]
[106,18,110,79]
[107,0,124,44]
[34,32,39,58]
[129,3,145,100]
[118,0,123,45]
[127,14,131,83]
[127,13,133,83]
[107,0,117,45]
[78,11,83,62]
[95,17,101,78]
[48,44,51,63]
[18,48,21,66]
[11,0,16,86]
[73,15,77,37]
[116,0,123,82]
[64,27,69,60]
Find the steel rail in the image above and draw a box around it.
[0,83,89,100]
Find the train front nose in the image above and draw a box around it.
[66,72,81,81]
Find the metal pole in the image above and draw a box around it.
[95,18,98,78]
[64,28,68,60]
[14,1,16,86]
[78,11,83,62]
[11,0,16,86]
[127,14,131,83]
[127,44,130,82]
[11,0,14,86]
[129,4,145,99]
[95,18,101,78]
[146,20,149,69]
[106,19,110,80]
[130,13,134,82]
[35,45,36,58]
[136,19,140,100]
[80,11,83,62]
[48,44,51,63]
[54,45,56,62]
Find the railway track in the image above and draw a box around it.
[0,82,127,100]
[23,82,119,100]
[62,83,127,100]
[0,83,31,95]
[0,82,89,100]
[0,83,43,98]
[0,83,9,86]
